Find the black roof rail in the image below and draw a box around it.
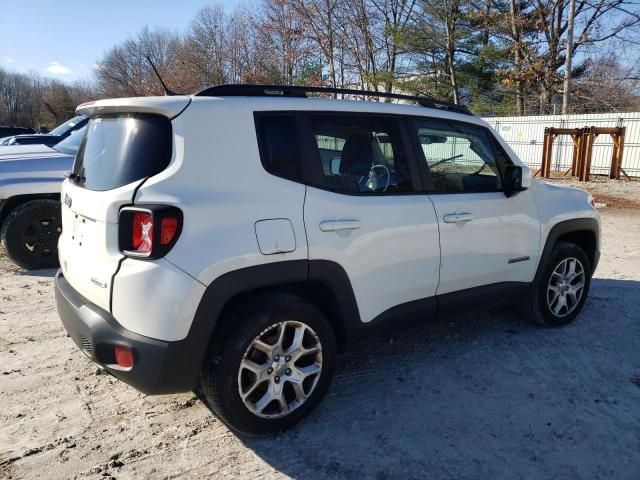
[195,84,472,115]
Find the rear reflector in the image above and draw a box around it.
[114,346,133,368]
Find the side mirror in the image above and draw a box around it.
[504,165,530,197]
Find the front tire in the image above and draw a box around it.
[201,294,336,436]
[1,199,61,270]
[522,241,592,327]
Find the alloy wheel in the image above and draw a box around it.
[547,257,585,317]
[238,320,323,419]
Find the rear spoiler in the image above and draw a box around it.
[76,96,191,119]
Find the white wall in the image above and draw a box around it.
[482,112,640,177]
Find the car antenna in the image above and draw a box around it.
[145,55,177,96]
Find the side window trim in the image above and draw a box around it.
[297,113,324,187]
[298,111,423,196]
[403,116,432,192]
[409,117,508,195]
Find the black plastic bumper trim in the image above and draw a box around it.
[55,270,200,394]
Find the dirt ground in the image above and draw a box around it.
[544,175,640,209]
[1,207,639,480]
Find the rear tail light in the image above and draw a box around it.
[119,205,182,259]
[160,217,178,245]
[132,213,153,253]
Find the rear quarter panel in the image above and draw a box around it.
[133,97,309,285]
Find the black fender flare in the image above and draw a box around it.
[534,217,600,286]
[178,259,361,388]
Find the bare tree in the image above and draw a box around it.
[371,0,417,93]
[96,26,182,97]
[183,4,229,88]
[254,0,313,84]
[227,6,258,83]
[406,0,469,104]
[0,67,98,128]
[337,0,381,91]
[292,0,340,88]
[5,0,638,122]
[0,70,32,124]
[533,0,640,110]
[572,54,640,112]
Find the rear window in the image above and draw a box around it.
[71,114,172,191]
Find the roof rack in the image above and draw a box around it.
[195,84,472,115]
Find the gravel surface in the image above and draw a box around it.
[542,175,640,208]
[1,209,639,480]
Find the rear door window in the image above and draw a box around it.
[306,114,413,194]
[71,114,172,191]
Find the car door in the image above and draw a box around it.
[409,117,540,297]
[301,112,441,324]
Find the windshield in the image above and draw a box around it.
[71,114,172,191]
[53,126,87,155]
[49,115,86,136]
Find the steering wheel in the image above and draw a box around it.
[366,164,391,192]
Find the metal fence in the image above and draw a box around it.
[482,112,640,177]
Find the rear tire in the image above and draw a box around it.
[201,294,336,436]
[0,199,61,270]
[522,241,591,327]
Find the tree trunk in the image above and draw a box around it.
[448,61,459,104]
[509,0,524,116]
[562,0,576,114]
[444,9,459,104]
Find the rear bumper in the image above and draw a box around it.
[55,270,201,395]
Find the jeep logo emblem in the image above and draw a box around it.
[64,193,72,208]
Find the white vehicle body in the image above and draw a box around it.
[54,90,600,400]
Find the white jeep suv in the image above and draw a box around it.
[55,85,600,436]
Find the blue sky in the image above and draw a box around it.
[0,0,242,82]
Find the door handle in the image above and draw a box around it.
[443,213,475,223]
[319,220,362,232]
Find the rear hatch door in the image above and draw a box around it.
[58,99,188,311]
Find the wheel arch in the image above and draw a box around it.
[0,193,60,229]
[185,260,361,379]
[535,218,600,285]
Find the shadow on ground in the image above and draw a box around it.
[210,278,640,479]
[18,267,57,278]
